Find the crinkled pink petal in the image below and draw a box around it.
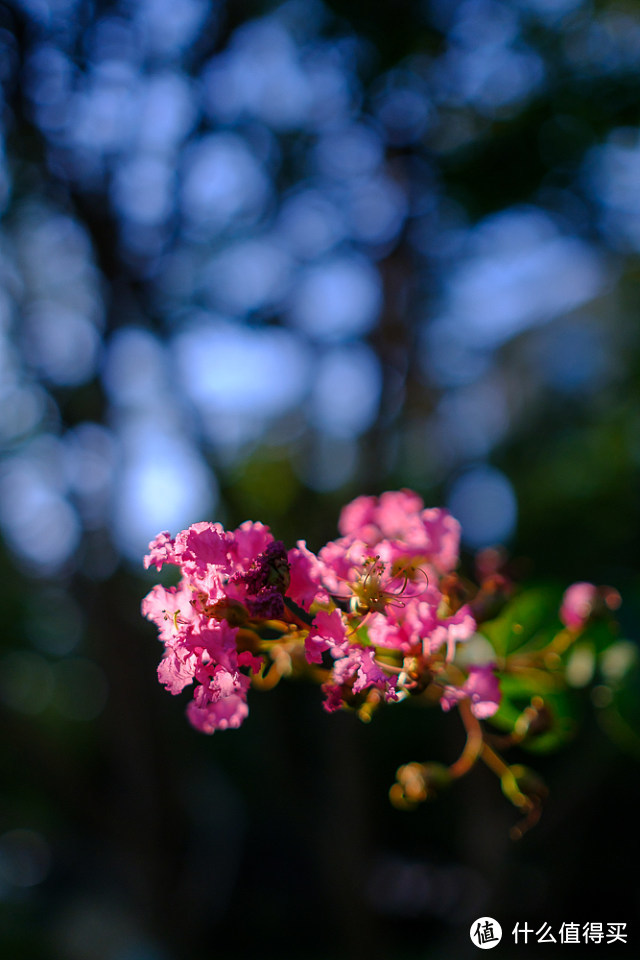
[231,521,273,569]
[465,665,501,718]
[321,682,345,713]
[176,522,230,571]
[338,490,425,545]
[144,531,177,571]
[157,649,197,694]
[366,600,431,652]
[189,568,229,607]
[210,665,248,700]
[287,541,328,611]
[352,648,393,695]
[191,667,251,708]
[445,604,476,653]
[403,597,440,645]
[338,495,377,537]
[317,538,360,595]
[194,621,240,671]
[332,646,397,700]
[305,634,331,664]
[419,508,461,573]
[141,582,196,641]
[560,582,598,630]
[305,608,348,663]
[374,536,418,568]
[313,608,348,646]
[238,650,263,674]
[440,665,500,719]
[366,611,404,649]
[375,490,425,540]
[426,604,476,659]
[187,694,249,733]
[317,537,384,597]
[335,494,460,572]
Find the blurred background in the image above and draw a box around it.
[0,0,639,956]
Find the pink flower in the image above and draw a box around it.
[154,618,240,696]
[305,609,348,664]
[417,508,461,574]
[320,682,345,713]
[193,621,243,671]
[144,531,178,570]
[157,648,197,695]
[338,490,423,541]
[230,521,273,570]
[322,646,398,712]
[238,650,263,674]
[334,647,393,696]
[426,604,476,660]
[142,520,284,734]
[141,581,197,643]
[367,596,437,652]
[287,541,329,611]
[187,693,249,733]
[440,665,501,719]
[316,536,429,614]
[335,490,461,574]
[175,521,230,571]
[464,665,501,718]
[560,582,598,630]
[366,609,415,652]
[338,495,377,537]
[367,597,475,662]
[316,537,368,596]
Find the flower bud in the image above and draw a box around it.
[391,761,452,809]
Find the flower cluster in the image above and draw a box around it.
[142,520,289,732]
[143,491,623,835]
[142,490,499,734]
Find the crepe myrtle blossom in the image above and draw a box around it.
[560,582,599,630]
[142,489,621,833]
[142,491,482,731]
[559,581,621,631]
[440,665,501,719]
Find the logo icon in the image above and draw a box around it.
[470,917,502,949]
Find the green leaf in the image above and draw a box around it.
[479,586,562,658]
[488,675,581,753]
